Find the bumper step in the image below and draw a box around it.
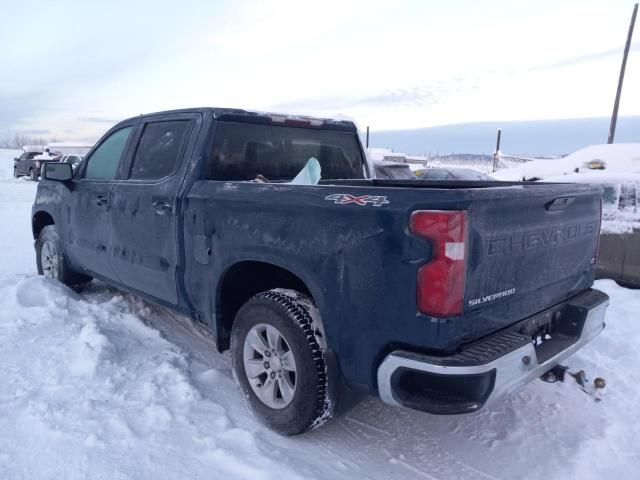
[377,288,609,415]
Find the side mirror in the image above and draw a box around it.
[14,157,19,162]
[43,162,74,182]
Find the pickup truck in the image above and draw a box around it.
[14,150,58,181]
[32,107,609,435]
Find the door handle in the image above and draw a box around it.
[95,195,108,206]
[151,201,173,214]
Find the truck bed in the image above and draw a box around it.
[184,179,602,387]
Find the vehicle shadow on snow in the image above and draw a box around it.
[75,280,610,480]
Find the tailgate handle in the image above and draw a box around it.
[545,196,575,211]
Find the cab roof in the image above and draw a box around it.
[122,107,358,132]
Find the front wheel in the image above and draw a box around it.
[231,289,334,435]
[36,225,92,287]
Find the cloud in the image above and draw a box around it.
[0,91,51,131]
[270,80,470,113]
[531,42,640,71]
[78,116,122,124]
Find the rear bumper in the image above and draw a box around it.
[377,289,609,415]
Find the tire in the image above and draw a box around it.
[13,167,19,178]
[29,169,38,181]
[36,225,92,288]
[231,289,334,435]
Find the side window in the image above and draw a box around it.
[129,121,190,180]
[84,126,133,180]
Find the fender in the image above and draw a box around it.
[213,254,329,342]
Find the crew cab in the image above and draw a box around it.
[13,146,43,180]
[14,149,58,181]
[32,108,609,435]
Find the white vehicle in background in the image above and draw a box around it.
[59,154,84,171]
[46,142,93,157]
[493,143,640,181]
[47,144,92,173]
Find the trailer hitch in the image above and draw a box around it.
[540,365,606,401]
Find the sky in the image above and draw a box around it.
[1,0,640,144]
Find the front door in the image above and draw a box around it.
[65,124,137,279]
[109,114,198,304]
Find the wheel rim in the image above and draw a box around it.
[243,323,297,409]
[40,240,60,279]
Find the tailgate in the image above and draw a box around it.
[462,183,602,341]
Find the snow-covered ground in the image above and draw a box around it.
[1,148,640,479]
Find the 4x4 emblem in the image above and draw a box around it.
[325,193,389,207]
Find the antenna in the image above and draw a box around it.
[608,3,638,144]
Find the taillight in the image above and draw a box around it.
[409,210,468,317]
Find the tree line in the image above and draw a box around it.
[0,132,61,149]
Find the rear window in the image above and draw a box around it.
[207,122,365,181]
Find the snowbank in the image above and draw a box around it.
[493,143,640,181]
[1,148,639,479]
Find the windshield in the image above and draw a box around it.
[208,122,365,181]
[375,164,416,179]
[422,169,452,180]
[449,168,491,180]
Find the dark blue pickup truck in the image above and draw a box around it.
[32,108,609,435]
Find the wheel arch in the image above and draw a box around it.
[32,210,55,239]
[215,259,325,351]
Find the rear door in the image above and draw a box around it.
[461,183,602,340]
[65,124,137,278]
[109,113,199,304]
[16,153,30,175]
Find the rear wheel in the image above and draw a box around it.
[231,289,334,435]
[36,225,92,288]
[29,169,38,181]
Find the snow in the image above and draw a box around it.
[1,147,640,479]
[493,143,640,181]
[46,143,93,156]
[33,152,57,161]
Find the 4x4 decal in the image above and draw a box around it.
[325,193,389,207]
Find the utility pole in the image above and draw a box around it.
[492,128,502,172]
[608,3,638,144]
